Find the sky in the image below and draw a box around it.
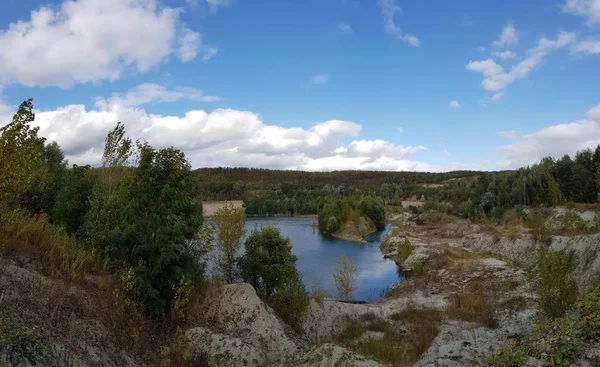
[0,0,599,172]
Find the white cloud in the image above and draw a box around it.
[206,0,232,11]
[377,0,420,46]
[443,150,451,157]
[492,50,517,60]
[0,0,210,88]
[95,83,222,108]
[467,31,576,91]
[492,22,518,48]
[0,89,436,172]
[497,103,600,169]
[497,130,521,139]
[474,46,487,53]
[572,38,600,54]
[449,100,461,108]
[311,73,330,85]
[492,92,504,101]
[563,0,600,25]
[202,46,218,61]
[397,127,404,133]
[338,22,353,34]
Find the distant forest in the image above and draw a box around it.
[196,147,600,219]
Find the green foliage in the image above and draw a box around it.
[488,345,527,367]
[332,254,359,300]
[317,197,385,236]
[53,165,96,235]
[239,225,309,331]
[574,287,600,339]
[269,275,310,332]
[533,249,578,318]
[396,238,414,263]
[240,226,298,299]
[110,144,204,318]
[0,99,47,208]
[0,313,43,365]
[212,203,246,284]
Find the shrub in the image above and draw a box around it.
[332,254,359,300]
[269,276,310,332]
[0,313,43,365]
[396,238,414,263]
[533,248,578,318]
[240,225,299,299]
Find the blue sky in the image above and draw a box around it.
[0,0,599,171]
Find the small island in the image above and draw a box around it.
[317,197,386,243]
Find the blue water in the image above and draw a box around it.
[241,217,400,301]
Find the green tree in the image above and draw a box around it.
[0,99,46,208]
[332,254,359,300]
[20,141,68,215]
[53,165,96,235]
[111,144,204,318]
[212,203,246,283]
[240,225,299,299]
[84,122,134,255]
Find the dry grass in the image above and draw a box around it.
[334,307,443,366]
[446,282,498,329]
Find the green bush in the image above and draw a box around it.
[396,239,414,263]
[0,313,43,365]
[533,249,578,318]
[269,276,310,332]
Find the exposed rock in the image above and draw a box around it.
[193,283,297,363]
[295,343,381,367]
[413,310,537,367]
[186,327,264,367]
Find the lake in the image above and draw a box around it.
[239,217,401,301]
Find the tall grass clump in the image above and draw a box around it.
[532,248,578,318]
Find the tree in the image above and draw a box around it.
[20,141,68,215]
[0,99,46,208]
[212,204,246,283]
[53,165,96,235]
[269,275,310,332]
[111,144,204,318]
[84,123,134,255]
[240,226,299,299]
[331,254,359,300]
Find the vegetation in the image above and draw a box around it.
[489,286,600,366]
[331,254,359,300]
[532,248,578,318]
[396,238,414,263]
[212,203,246,283]
[317,197,385,236]
[240,225,309,331]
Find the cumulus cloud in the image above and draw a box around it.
[0,87,434,171]
[311,74,330,85]
[572,38,600,54]
[377,0,420,46]
[338,22,353,34]
[449,100,461,108]
[0,0,212,88]
[497,103,600,169]
[492,50,517,60]
[467,31,576,91]
[563,0,600,25]
[492,22,518,48]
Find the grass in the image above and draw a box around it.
[446,283,498,329]
[1,207,106,280]
[334,308,443,366]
